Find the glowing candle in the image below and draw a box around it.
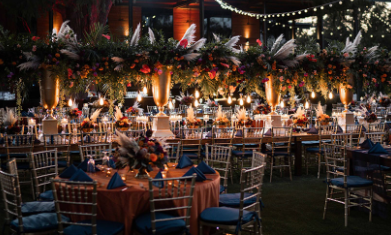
[68,99,73,107]
[143,86,148,94]
[305,101,309,109]
[329,91,333,99]
[311,91,315,98]
[228,96,232,104]
[137,92,142,102]
[99,97,104,106]
[246,95,251,103]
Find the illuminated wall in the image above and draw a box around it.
[232,12,260,47]
[173,8,201,41]
[37,11,63,38]
[108,5,142,39]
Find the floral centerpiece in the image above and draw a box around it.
[292,107,308,128]
[186,106,202,128]
[68,108,82,118]
[378,94,391,107]
[80,108,101,132]
[315,102,330,126]
[176,92,195,106]
[253,103,271,115]
[365,112,378,123]
[235,108,253,127]
[206,99,218,107]
[125,101,142,116]
[115,106,131,131]
[2,109,20,134]
[115,130,168,178]
[213,106,229,127]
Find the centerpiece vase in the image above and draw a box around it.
[135,167,150,179]
[265,76,281,115]
[339,74,354,113]
[152,65,174,138]
[40,68,60,134]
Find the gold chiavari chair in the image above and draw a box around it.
[166,141,181,163]
[98,121,114,133]
[323,143,373,227]
[30,149,58,201]
[79,143,112,163]
[211,127,235,146]
[52,179,124,234]
[232,127,264,170]
[364,132,386,144]
[179,127,204,161]
[80,131,108,145]
[117,129,145,139]
[268,127,293,182]
[368,123,385,132]
[345,124,362,147]
[205,144,232,193]
[305,123,335,178]
[332,133,354,147]
[43,134,71,168]
[132,174,196,235]
[199,160,265,235]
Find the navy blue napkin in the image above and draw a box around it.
[368,143,388,154]
[69,169,93,182]
[337,125,343,133]
[107,172,126,189]
[152,171,164,188]
[264,129,271,136]
[176,155,193,169]
[235,129,243,137]
[307,126,318,134]
[196,161,216,174]
[360,139,374,149]
[362,125,366,132]
[78,159,100,172]
[182,166,206,182]
[108,159,116,169]
[59,165,78,178]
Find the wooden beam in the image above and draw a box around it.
[199,0,204,38]
[173,0,197,8]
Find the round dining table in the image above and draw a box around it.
[56,163,220,235]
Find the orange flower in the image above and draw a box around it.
[328,64,332,69]
[333,66,336,69]
[98,67,103,71]
[272,61,276,70]
[209,57,213,61]
[159,153,165,159]
[55,53,60,58]
[134,59,139,63]
[52,58,57,62]
[328,70,332,74]
[150,153,158,162]
[130,63,136,69]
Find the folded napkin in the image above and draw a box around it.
[78,159,100,172]
[108,159,116,169]
[196,161,216,174]
[336,125,343,133]
[59,165,78,178]
[368,143,388,154]
[69,169,93,182]
[152,171,164,188]
[205,131,214,138]
[361,125,367,132]
[360,139,374,149]
[107,172,126,189]
[264,129,271,136]
[83,135,94,143]
[307,126,318,134]
[235,129,243,137]
[176,155,193,169]
[182,166,206,182]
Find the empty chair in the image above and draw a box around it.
[166,141,181,163]
[332,133,354,147]
[117,129,145,139]
[345,124,362,147]
[79,143,112,163]
[30,149,58,201]
[212,127,235,146]
[43,134,71,168]
[268,127,293,182]
[368,123,385,132]
[52,179,124,234]
[179,127,204,160]
[364,132,386,144]
[80,131,108,145]
[133,174,197,235]
[205,144,232,193]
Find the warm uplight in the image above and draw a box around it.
[168,101,173,109]
[311,91,315,98]
[143,86,148,94]
[137,92,142,102]
[246,95,251,103]
[195,90,200,99]
[305,101,309,109]
[329,91,333,99]
[280,101,284,108]
[228,96,232,104]
[68,99,73,107]
[239,98,244,106]
[99,97,104,106]
[194,99,199,107]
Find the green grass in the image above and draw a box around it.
[1,168,390,235]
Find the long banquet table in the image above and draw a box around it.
[54,163,220,235]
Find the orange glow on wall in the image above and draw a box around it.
[232,12,260,46]
[173,8,200,41]
[108,6,141,39]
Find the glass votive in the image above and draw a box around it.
[106,168,112,177]
[121,174,127,181]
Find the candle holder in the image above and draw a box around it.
[106,168,112,177]
[120,174,127,181]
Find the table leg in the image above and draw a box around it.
[295,139,302,176]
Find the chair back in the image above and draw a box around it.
[331,133,353,147]
[0,167,23,232]
[212,127,235,146]
[368,123,385,132]
[166,142,181,163]
[79,143,112,162]
[5,134,34,160]
[43,134,71,167]
[242,127,264,152]
[30,149,58,199]
[80,131,107,144]
[205,144,232,194]
[51,179,98,234]
[117,129,145,139]
[147,174,197,234]
[270,127,293,156]
[252,151,266,168]
[345,124,362,147]
[324,143,348,184]
[98,122,114,133]
[364,132,386,144]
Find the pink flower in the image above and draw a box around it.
[179,39,188,48]
[281,86,286,91]
[343,53,349,58]
[374,60,379,65]
[256,39,262,46]
[299,81,305,87]
[31,36,40,41]
[158,69,162,75]
[32,45,37,52]
[372,78,377,83]
[304,73,308,77]
[279,76,284,82]
[102,34,110,40]
[288,85,292,89]
[261,78,269,83]
[193,72,200,77]
[170,71,173,75]
[220,62,229,68]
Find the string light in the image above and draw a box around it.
[137,92,142,102]
[329,91,333,99]
[305,101,309,109]
[143,86,147,94]
[280,101,284,108]
[194,99,199,107]
[311,91,315,98]
[228,96,232,104]
[239,94,244,106]
[246,95,251,103]
[99,97,104,106]
[168,101,173,109]
[68,99,73,107]
[195,90,200,99]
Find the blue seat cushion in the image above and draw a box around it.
[306,147,323,153]
[39,190,54,201]
[200,207,258,225]
[219,193,264,208]
[220,185,226,194]
[302,141,319,145]
[1,162,31,170]
[57,160,68,168]
[233,143,258,147]
[21,201,55,215]
[69,151,80,154]
[63,219,124,235]
[232,150,253,157]
[134,212,187,235]
[10,213,69,233]
[330,176,373,188]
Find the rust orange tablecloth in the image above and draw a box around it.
[56,163,220,234]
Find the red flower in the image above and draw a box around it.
[256,39,262,46]
[67,68,73,78]
[31,36,40,41]
[140,64,151,74]
[179,39,188,48]
[102,34,110,40]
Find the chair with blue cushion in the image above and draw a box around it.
[211,126,235,147]
[179,127,204,161]
[30,149,58,201]
[205,144,232,193]
[268,127,293,183]
[304,123,335,178]
[81,131,108,145]
[323,143,373,227]
[199,159,265,235]
[133,174,197,235]
[368,123,385,133]
[52,179,124,235]
[43,133,71,168]
[0,168,64,234]
[364,132,386,145]
[345,124,362,147]
[166,141,181,163]
[232,127,264,170]
[79,143,112,163]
